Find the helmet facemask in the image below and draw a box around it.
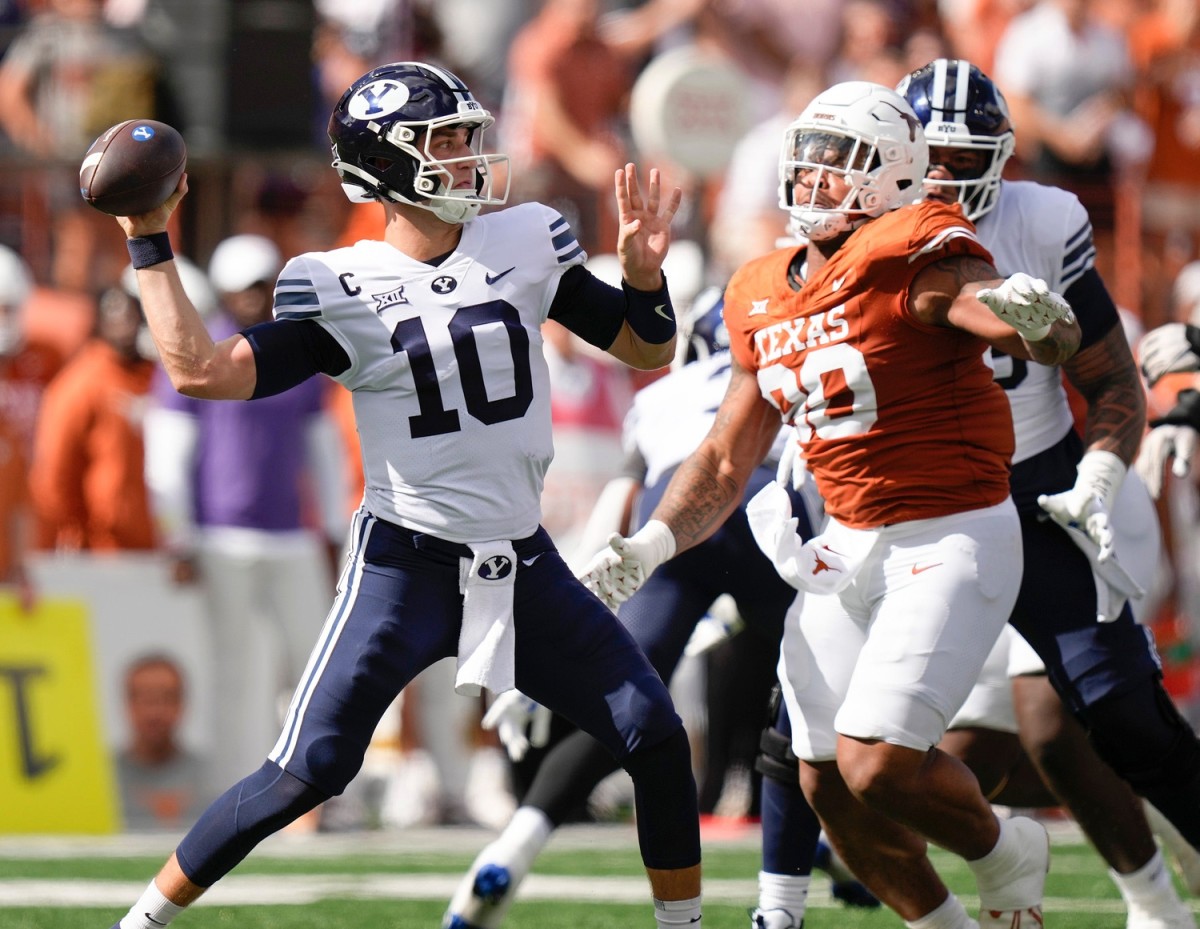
[777,83,927,243]
[897,59,1016,222]
[330,63,510,224]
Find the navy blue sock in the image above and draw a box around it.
[761,773,820,874]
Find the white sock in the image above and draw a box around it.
[904,893,977,929]
[757,870,810,917]
[966,816,1022,897]
[120,881,187,929]
[1111,849,1188,916]
[654,894,702,928]
[485,805,554,878]
[445,806,553,927]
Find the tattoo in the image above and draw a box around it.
[1024,318,1081,367]
[651,368,766,551]
[930,255,999,289]
[1063,325,1147,464]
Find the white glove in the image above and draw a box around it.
[482,690,552,763]
[1135,424,1199,499]
[977,272,1075,341]
[1038,450,1125,562]
[578,519,675,609]
[1138,323,1200,386]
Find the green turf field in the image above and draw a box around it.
[1,821,1195,928]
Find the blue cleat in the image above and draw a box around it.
[471,863,512,904]
[814,838,881,909]
[443,916,483,929]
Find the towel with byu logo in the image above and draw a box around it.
[746,482,878,595]
[455,540,518,696]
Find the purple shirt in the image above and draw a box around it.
[154,316,326,532]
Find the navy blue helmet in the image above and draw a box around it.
[678,286,729,366]
[328,61,508,223]
[896,59,1015,221]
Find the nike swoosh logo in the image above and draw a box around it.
[832,275,847,291]
[485,267,516,285]
[521,554,542,567]
[145,914,168,927]
[653,303,671,320]
[911,562,943,575]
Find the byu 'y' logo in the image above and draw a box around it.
[348,80,411,119]
[479,555,513,580]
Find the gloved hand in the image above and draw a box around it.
[482,689,552,763]
[1138,323,1200,386]
[578,519,676,609]
[977,272,1075,341]
[683,594,745,657]
[1038,450,1125,562]
[1135,424,1198,499]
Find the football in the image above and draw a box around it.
[79,119,187,216]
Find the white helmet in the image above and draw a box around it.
[208,234,282,293]
[0,245,33,355]
[779,81,928,241]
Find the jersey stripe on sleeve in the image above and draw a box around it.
[1060,220,1096,290]
[274,277,322,320]
[549,216,585,264]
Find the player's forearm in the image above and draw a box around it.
[1065,330,1147,465]
[649,448,745,554]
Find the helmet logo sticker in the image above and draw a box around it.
[348,80,412,120]
[432,276,457,295]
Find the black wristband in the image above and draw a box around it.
[622,274,675,345]
[1152,388,1200,431]
[126,232,174,270]
[1187,324,1200,357]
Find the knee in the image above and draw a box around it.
[837,742,917,806]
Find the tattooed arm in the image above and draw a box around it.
[650,357,784,554]
[1063,322,1147,464]
[909,254,1081,365]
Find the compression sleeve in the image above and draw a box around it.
[242,319,351,399]
[549,265,675,349]
[1063,267,1121,351]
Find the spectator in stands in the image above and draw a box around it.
[29,284,156,551]
[0,403,33,611]
[0,243,62,458]
[143,234,347,790]
[992,0,1142,250]
[502,0,635,255]
[116,653,215,832]
[0,0,169,292]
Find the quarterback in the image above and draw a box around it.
[582,81,1078,929]
[104,61,703,929]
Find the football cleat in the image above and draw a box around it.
[442,916,482,929]
[975,817,1050,928]
[472,863,512,903]
[978,907,1044,928]
[749,906,802,929]
[813,837,881,908]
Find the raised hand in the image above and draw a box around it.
[614,164,682,292]
[978,272,1075,341]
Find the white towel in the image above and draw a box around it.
[746,482,878,595]
[455,540,518,696]
[1059,522,1145,623]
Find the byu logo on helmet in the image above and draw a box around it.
[480,555,513,580]
[131,125,156,142]
[347,80,411,120]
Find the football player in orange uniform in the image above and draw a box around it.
[582,81,1080,929]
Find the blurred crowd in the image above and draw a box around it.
[1,0,1200,833]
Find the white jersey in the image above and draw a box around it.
[975,180,1097,464]
[273,203,586,543]
[625,351,789,487]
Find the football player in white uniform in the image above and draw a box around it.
[442,293,873,929]
[901,58,1199,928]
[104,61,705,929]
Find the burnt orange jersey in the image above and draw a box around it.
[725,200,1014,528]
